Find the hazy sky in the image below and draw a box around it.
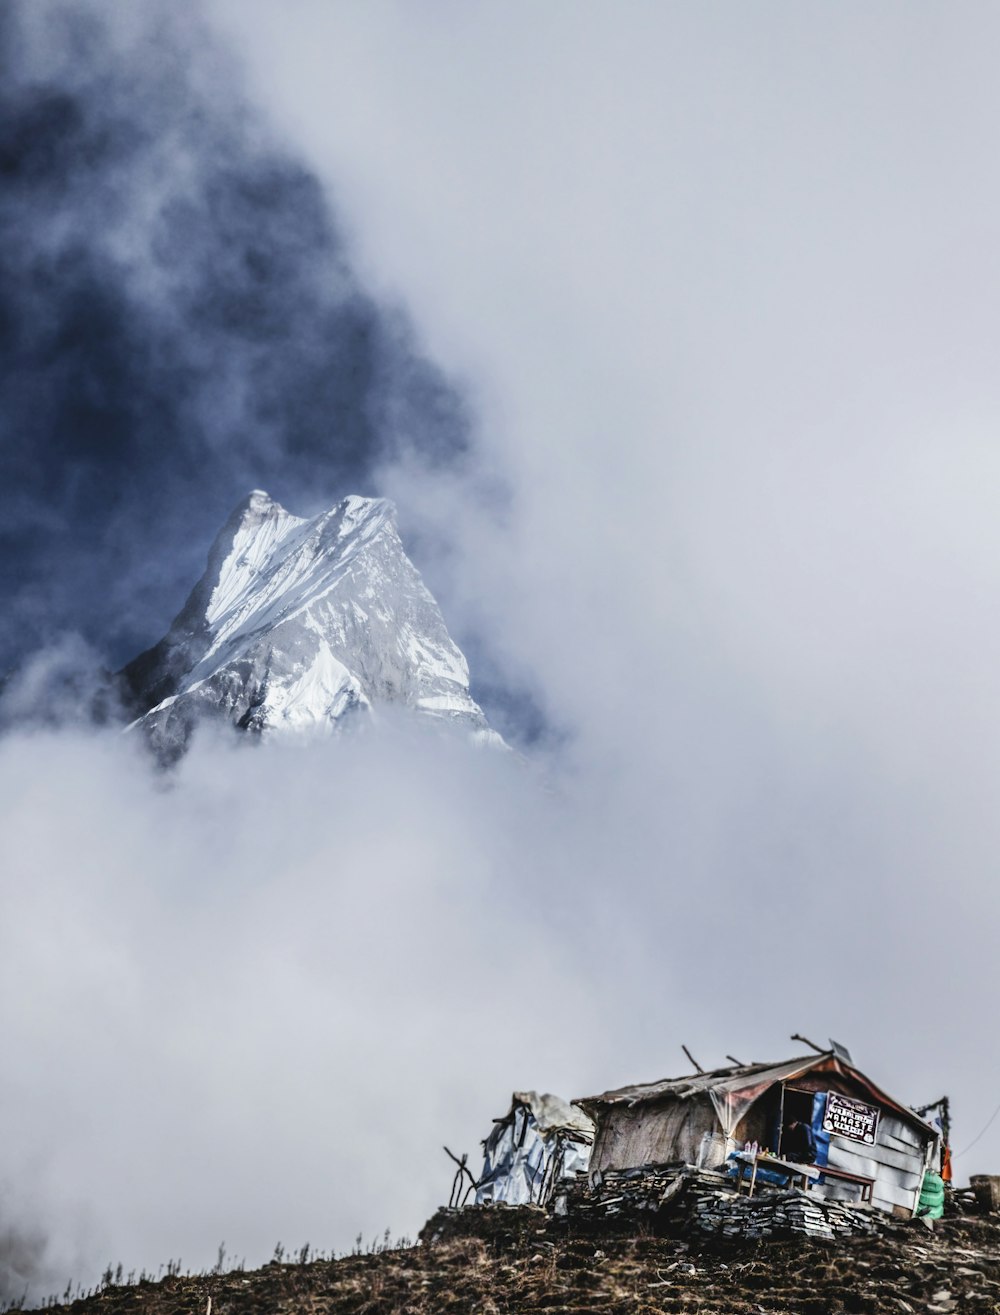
[4,0,1000,1300]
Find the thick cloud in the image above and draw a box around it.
[209,0,1000,1173]
[4,653,998,1300]
[0,0,470,672]
[0,722,605,1298]
[8,0,1000,1301]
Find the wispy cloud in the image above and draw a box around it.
[0,722,599,1295]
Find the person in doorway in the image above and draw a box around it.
[782,1118,817,1164]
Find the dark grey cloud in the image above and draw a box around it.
[0,0,471,673]
[0,1220,47,1307]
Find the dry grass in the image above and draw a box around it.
[17,1208,1000,1315]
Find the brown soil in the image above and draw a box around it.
[23,1206,1000,1314]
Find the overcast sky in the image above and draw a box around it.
[4,0,1000,1300]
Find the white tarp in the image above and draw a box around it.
[475,1091,594,1206]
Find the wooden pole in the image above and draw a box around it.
[682,1044,705,1073]
[790,1032,828,1055]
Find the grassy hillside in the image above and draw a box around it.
[18,1204,1000,1314]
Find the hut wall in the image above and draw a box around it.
[741,1073,932,1216]
[591,1095,718,1174]
[732,1093,781,1151]
[820,1112,929,1216]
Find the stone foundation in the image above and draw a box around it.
[559,1165,892,1242]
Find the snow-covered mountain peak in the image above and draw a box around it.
[230,487,294,531]
[120,491,501,760]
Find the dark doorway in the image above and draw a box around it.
[780,1087,817,1163]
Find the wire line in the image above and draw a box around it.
[955,1098,1000,1158]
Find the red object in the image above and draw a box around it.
[941,1144,953,1183]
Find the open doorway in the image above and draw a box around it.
[779,1087,818,1163]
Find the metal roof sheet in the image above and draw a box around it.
[576,1053,937,1139]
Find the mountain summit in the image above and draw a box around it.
[119,492,501,759]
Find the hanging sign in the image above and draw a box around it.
[823,1092,879,1144]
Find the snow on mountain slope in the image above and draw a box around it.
[119,491,503,759]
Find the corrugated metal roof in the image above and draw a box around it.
[576,1053,937,1139]
[578,1056,820,1109]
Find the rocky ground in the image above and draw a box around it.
[18,1202,1000,1314]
